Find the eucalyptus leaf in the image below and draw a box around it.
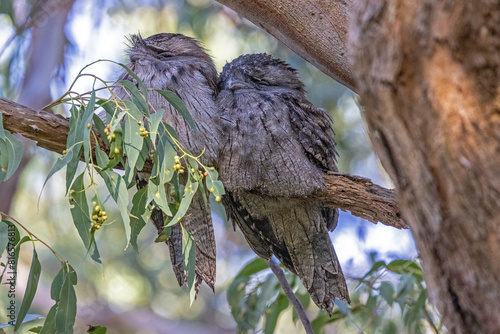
[130,187,150,252]
[166,178,198,227]
[55,267,77,334]
[2,131,23,181]
[119,80,149,115]
[182,226,196,305]
[155,89,197,132]
[15,249,41,331]
[69,172,102,268]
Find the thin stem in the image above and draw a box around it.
[1,212,66,262]
[266,258,314,334]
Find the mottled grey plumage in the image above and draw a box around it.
[113,33,219,292]
[217,53,349,313]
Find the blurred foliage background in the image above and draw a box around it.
[0,0,436,333]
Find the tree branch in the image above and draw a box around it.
[266,258,314,334]
[0,97,406,229]
[216,0,355,91]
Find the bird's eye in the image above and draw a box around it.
[148,45,166,54]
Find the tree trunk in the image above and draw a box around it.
[349,1,500,333]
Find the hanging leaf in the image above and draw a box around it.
[148,109,165,146]
[181,226,196,305]
[119,80,149,116]
[82,90,96,163]
[55,266,77,334]
[68,172,102,269]
[43,143,81,194]
[147,178,172,217]
[15,249,41,331]
[122,101,144,186]
[155,89,197,132]
[166,177,198,227]
[129,187,150,252]
[0,131,23,183]
[264,293,289,334]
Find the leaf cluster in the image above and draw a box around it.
[0,60,226,332]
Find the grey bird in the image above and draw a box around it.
[110,33,219,292]
[216,53,349,314]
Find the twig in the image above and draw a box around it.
[1,212,66,262]
[266,258,314,334]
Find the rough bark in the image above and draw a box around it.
[349,1,500,333]
[216,0,355,91]
[0,97,404,230]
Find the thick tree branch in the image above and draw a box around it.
[0,97,405,229]
[216,0,355,91]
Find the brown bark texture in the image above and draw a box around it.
[349,1,500,333]
[216,0,355,91]
[0,97,404,230]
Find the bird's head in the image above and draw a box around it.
[218,53,305,93]
[127,33,212,63]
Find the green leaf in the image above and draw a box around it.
[382,320,398,334]
[148,110,165,146]
[39,304,57,334]
[130,187,150,252]
[105,171,130,248]
[379,281,395,306]
[110,61,148,108]
[87,325,107,333]
[147,178,172,217]
[96,99,118,125]
[135,138,151,173]
[29,325,42,333]
[82,90,96,163]
[236,257,269,279]
[0,221,10,257]
[155,89,197,132]
[387,259,424,282]
[0,139,9,183]
[15,249,41,331]
[2,235,30,284]
[264,293,289,334]
[96,146,130,249]
[55,266,77,334]
[92,113,110,147]
[182,226,196,305]
[0,221,19,282]
[153,128,176,182]
[205,167,225,198]
[0,1,14,26]
[122,101,144,186]
[69,172,102,268]
[166,178,198,227]
[66,103,86,150]
[119,80,149,116]
[0,113,5,140]
[0,131,23,183]
[43,143,81,193]
[50,268,64,301]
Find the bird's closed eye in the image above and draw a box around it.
[148,45,167,54]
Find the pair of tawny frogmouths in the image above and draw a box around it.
[111,33,349,314]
